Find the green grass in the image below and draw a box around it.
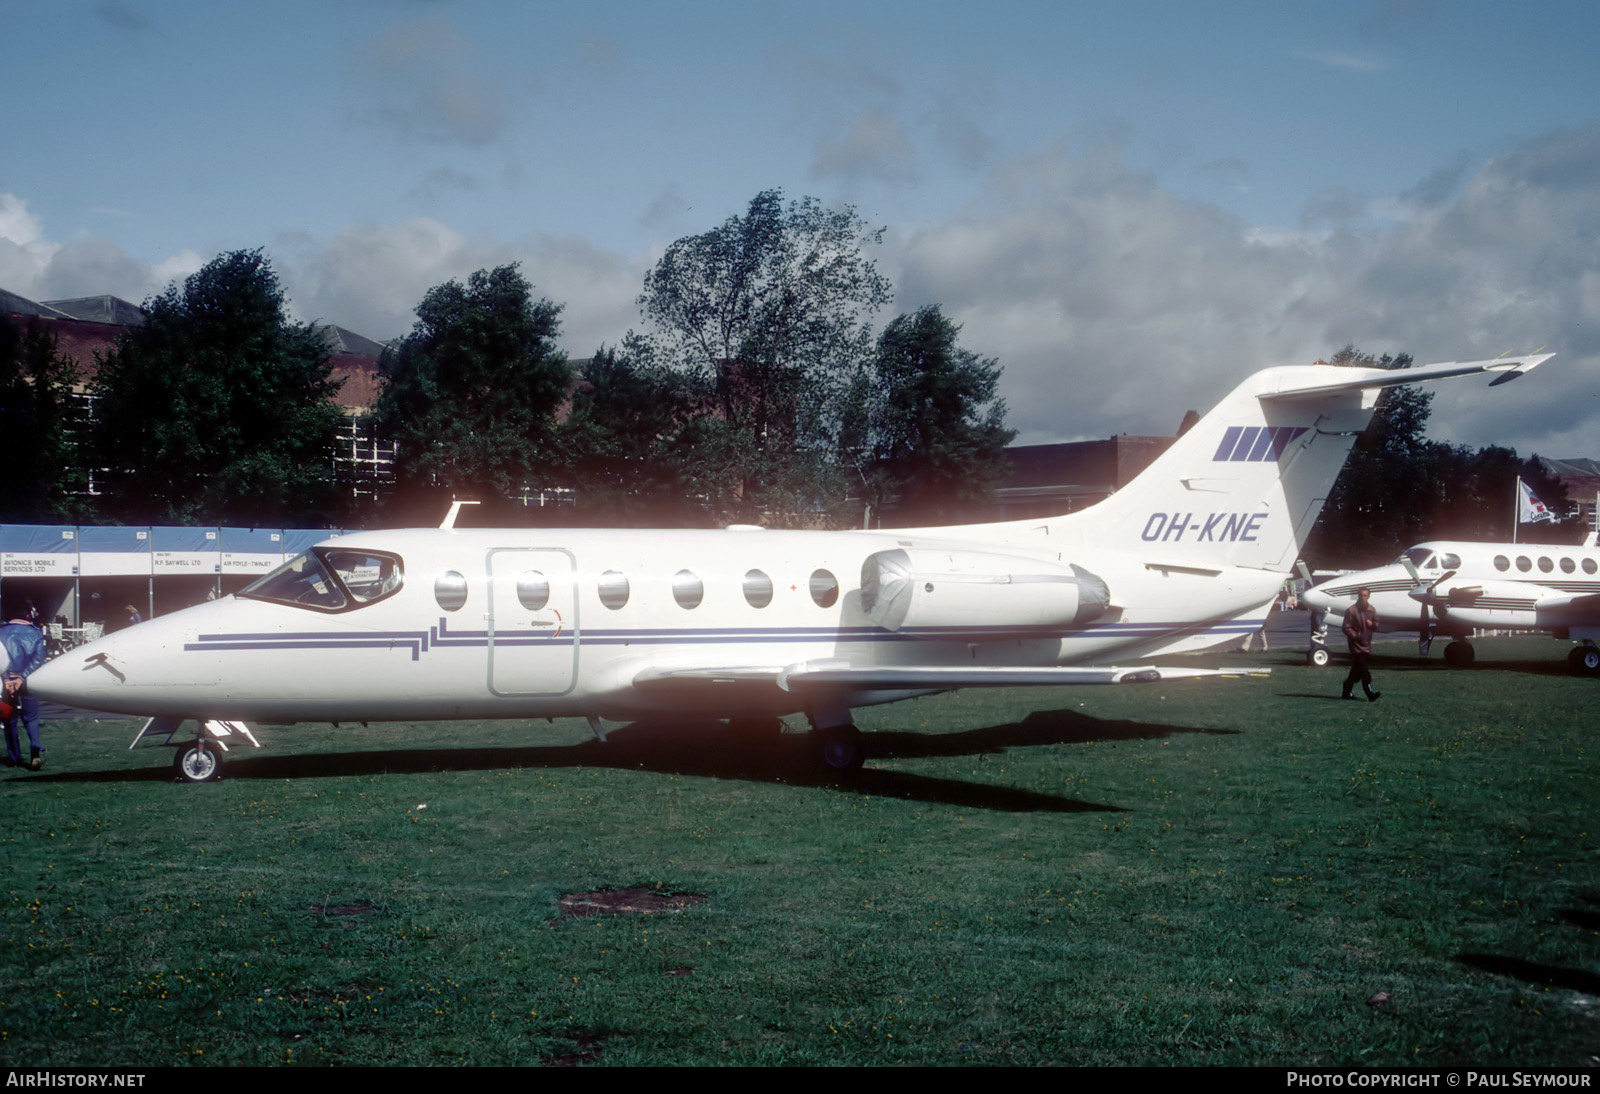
[2,637,1596,1065]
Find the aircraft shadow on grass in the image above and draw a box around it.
[21,707,1239,815]
[1456,890,1600,995]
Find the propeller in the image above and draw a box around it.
[1402,559,1456,656]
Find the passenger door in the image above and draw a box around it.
[486,548,578,697]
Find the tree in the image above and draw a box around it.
[0,314,88,520]
[846,305,1014,525]
[90,249,346,525]
[560,338,706,525]
[374,265,571,518]
[637,189,892,524]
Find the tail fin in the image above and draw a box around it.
[1049,354,1553,573]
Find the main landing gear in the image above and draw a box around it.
[814,724,865,774]
[1443,641,1476,667]
[1568,644,1600,677]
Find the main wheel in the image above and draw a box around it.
[815,724,865,774]
[173,743,223,783]
[1307,646,1331,668]
[1443,641,1476,667]
[1571,645,1600,676]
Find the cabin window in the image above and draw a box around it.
[1441,553,1461,569]
[1585,559,1598,575]
[810,569,839,608]
[433,570,468,612]
[1516,556,1532,572]
[1560,557,1576,574]
[1538,556,1554,573]
[1494,555,1510,572]
[517,571,550,610]
[743,569,773,609]
[673,569,704,609]
[598,570,630,610]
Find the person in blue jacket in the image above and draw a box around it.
[2,597,48,770]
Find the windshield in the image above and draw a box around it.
[240,548,404,613]
[1401,547,1435,569]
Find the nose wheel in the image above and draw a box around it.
[173,741,224,783]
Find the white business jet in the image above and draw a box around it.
[1301,539,1600,674]
[27,354,1552,781]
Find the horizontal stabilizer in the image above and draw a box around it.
[1256,354,1554,400]
[635,662,1270,692]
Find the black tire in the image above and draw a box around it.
[173,743,223,783]
[815,724,865,774]
[1307,646,1331,668]
[1572,646,1600,677]
[1443,641,1476,667]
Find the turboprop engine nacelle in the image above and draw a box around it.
[860,548,1111,633]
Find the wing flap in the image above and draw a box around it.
[634,661,1269,692]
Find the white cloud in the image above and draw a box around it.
[882,127,1600,458]
[278,218,645,355]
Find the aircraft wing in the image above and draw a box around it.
[1258,353,1554,398]
[634,661,1270,693]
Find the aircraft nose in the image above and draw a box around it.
[1301,586,1342,613]
[29,647,96,707]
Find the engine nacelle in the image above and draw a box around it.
[859,548,1111,633]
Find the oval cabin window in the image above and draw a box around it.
[743,569,773,609]
[1585,559,1598,575]
[517,571,550,610]
[1560,557,1576,574]
[434,571,469,612]
[598,570,630,610]
[673,569,704,609]
[1516,556,1532,572]
[1494,555,1510,572]
[810,569,839,608]
[1538,556,1554,573]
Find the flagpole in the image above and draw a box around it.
[1513,477,1519,543]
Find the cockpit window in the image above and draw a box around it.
[325,550,403,603]
[240,548,404,613]
[1401,548,1433,568]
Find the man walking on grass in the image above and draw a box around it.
[1341,586,1381,703]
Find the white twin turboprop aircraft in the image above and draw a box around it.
[28,354,1553,781]
[1302,538,1600,674]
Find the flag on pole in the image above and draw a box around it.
[1518,478,1556,524]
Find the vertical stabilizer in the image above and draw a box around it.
[1045,355,1553,574]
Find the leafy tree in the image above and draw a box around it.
[561,338,706,526]
[846,305,1014,526]
[0,315,88,520]
[374,264,571,518]
[90,249,345,525]
[637,189,892,524]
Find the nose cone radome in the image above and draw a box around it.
[28,627,140,711]
[1300,585,1347,614]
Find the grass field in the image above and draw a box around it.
[2,636,1596,1066]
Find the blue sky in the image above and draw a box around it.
[5,0,1599,462]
